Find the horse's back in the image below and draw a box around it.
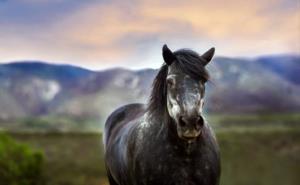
[103,103,145,149]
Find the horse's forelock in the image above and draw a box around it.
[174,49,210,82]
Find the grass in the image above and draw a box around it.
[208,112,300,123]
[1,112,299,133]
[207,112,300,130]
[1,117,103,133]
[8,133,107,185]
[5,125,300,185]
[218,128,300,185]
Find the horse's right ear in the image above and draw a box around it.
[201,47,215,65]
[162,44,176,65]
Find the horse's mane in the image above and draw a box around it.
[147,49,210,119]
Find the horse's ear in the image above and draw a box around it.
[162,44,176,65]
[201,47,215,65]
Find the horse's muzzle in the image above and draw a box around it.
[178,115,204,140]
[182,129,201,140]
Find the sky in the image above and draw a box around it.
[0,0,299,69]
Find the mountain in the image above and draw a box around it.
[0,56,299,131]
[256,55,300,84]
[0,62,95,118]
[206,56,300,113]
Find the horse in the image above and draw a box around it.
[103,44,221,185]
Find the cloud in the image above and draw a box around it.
[0,0,299,69]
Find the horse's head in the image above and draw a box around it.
[162,45,214,141]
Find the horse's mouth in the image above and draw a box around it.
[180,130,201,141]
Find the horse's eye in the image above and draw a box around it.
[167,78,175,87]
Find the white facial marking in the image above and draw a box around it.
[167,74,204,120]
[181,75,203,117]
[198,99,204,114]
[176,94,180,102]
[167,74,181,118]
[185,92,201,116]
[167,94,181,118]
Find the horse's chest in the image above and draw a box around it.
[137,155,212,185]
[131,130,219,185]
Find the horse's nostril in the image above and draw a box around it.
[196,116,204,129]
[179,116,186,127]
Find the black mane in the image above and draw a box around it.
[147,49,210,119]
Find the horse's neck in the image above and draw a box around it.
[146,114,182,145]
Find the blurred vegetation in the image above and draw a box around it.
[10,133,107,185]
[0,133,45,185]
[8,126,300,185]
[218,128,300,185]
[207,113,300,130]
[0,112,299,133]
[0,113,299,185]
[0,116,102,133]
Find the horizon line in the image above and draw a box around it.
[0,52,299,71]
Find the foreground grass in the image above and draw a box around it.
[6,126,300,185]
[218,128,300,185]
[8,133,107,185]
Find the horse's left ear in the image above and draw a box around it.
[162,44,176,65]
[201,47,215,65]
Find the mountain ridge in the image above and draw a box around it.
[0,55,299,131]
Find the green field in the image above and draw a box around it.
[5,125,300,185]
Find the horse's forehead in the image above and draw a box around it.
[167,68,197,84]
[167,66,202,90]
[167,64,181,74]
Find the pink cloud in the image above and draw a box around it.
[0,0,299,69]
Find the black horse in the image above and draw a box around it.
[103,45,220,185]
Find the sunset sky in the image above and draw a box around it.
[0,0,299,69]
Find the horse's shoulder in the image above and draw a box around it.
[104,103,145,144]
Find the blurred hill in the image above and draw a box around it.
[0,55,299,131]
